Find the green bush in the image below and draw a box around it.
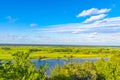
[0,52,48,80]
[50,62,97,80]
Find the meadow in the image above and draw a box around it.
[0,45,120,80]
[0,45,119,60]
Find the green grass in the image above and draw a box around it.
[0,52,113,60]
[30,52,113,59]
[0,46,119,60]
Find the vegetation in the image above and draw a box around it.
[0,46,120,80]
[0,46,119,59]
[50,54,120,80]
[0,52,48,80]
[0,50,120,80]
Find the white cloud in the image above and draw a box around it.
[84,14,107,23]
[36,16,120,34]
[0,34,45,44]
[33,16,120,45]
[77,8,111,17]
[2,12,120,45]
[1,32,120,45]
[6,16,18,23]
[88,32,98,38]
[30,23,38,27]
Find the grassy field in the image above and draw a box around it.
[0,45,120,80]
[0,45,119,59]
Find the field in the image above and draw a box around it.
[0,45,119,60]
[0,45,120,80]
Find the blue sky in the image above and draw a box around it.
[0,0,120,45]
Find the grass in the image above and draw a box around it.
[0,53,113,60]
[30,52,113,59]
[0,46,118,60]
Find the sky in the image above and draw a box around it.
[0,0,120,45]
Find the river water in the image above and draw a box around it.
[32,58,108,75]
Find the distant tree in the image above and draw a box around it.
[1,47,11,50]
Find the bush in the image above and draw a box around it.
[50,62,97,80]
[0,51,48,80]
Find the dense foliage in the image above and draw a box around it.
[50,54,120,80]
[0,52,48,80]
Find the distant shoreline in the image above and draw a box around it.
[0,43,120,47]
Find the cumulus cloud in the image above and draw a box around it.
[30,23,38,27]
[6,16,18,23]
[84,14,107,23]
[77,8,111,17]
